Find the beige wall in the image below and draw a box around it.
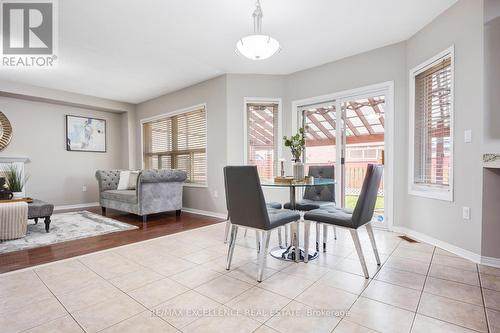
[404,0,484,254]
[135,75,228,214]
[484,15,500,153]
[0,96,125,206]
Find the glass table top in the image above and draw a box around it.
[260,178,336,188]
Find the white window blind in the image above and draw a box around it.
[143,106,207,185]
[413,56,452,189]
[246,103,279,179]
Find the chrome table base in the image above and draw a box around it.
[270,245,319,261]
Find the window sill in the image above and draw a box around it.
[183,183,208,188]
[409,185,453,202]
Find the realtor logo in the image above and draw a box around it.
[1,0,58,67]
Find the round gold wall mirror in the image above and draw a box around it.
[0,112,13,151]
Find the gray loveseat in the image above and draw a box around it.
[95,169,187,222]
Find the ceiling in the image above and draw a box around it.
[0,0,457,104]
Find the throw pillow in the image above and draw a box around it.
[128,171,140,190]
[117,171,131,190]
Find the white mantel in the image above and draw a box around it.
[0,156,30,163]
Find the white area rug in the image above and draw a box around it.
[0,211,137,253]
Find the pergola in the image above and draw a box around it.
[303,97,385,147]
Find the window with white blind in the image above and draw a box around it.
[142,105,207,185]
[409,47,454,201]
[245,101,280,180]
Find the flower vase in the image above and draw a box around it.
[293,161,304,181]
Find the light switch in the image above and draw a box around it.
[464,130,472,143]
[462,207,471,220]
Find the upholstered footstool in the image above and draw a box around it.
[28,199,54,233]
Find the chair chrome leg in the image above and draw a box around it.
[257,231,271,282]
[323,224,328,252]
[255,230,261,254]
[294,221,300,263]
[366,223,381,265]
[224,216,230,244]
[285,224,289,247]
[226,225,238,270]
[350,229,369,278]
[333,226,337,240]
[316,222,320,252]
[278,227,283,248]
[304,220,311,263]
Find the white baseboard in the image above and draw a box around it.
[392,226,500,268]
[54,202,99,211]
[181,207,226,220]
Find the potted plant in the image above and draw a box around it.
[2,164,29,198]
[283,127,306,180]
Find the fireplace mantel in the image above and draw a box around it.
[0,156,30,163]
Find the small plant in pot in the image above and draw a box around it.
[2,164,29,199]
[283,127,306,180]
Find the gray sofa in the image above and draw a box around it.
[95,169,187,222]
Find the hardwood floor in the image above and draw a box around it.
[0,207,223,274]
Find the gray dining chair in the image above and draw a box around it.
[283,165,337,253]
[224,166,300,282]
[304,164,383,278]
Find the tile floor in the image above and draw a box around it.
[1,222,499,333]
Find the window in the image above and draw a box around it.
[409,48,453,201]
[142,105,207,185]
[245,102,279,179]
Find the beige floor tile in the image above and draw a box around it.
[334,258,380,277]
[200,254,249,273]
[57,279,122,313]
[333,319,378,332]
[266,301,342,333]
[0,297,68,333]
[296,281,357,310]
[226,287,291,323]
[183,249,224,264]
[128,278,189,308]
[0,275,53,314]
[428,263,480,286]
[431,254,477,272]
[397,242,435,254]
[481,273,500,292]
[362,280,421,311]
[317,269,370,295]
[226,262,278,284]
[310,252,345,268]
[252,256,293,271]
[195,275,253,303]
[258,271,316,299]
[170,265,223,288]
[487,308,500,333]
[484,288,500,311]
[22,315,84,333]
[480,264,500,277]
[140,256,197,276]
[182,305,261,333]
[384,256,430,275]
[434,248,461,258]
[72,294,145,333]
[411,314,479,333]
[348,297,414,333]
[424,277,482,306]
[109,268,164,292]
[253,325,280,333]
[375,266,426,290]
[100,311,178,333]
[392,247,433,263]
[152,290,221,329]
[281,262,330,281]
[417,292,487,333]
[82,257,142,280]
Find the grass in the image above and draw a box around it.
[345,195,384,210]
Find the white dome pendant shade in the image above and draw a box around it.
[235,0,281,60]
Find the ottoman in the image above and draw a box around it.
[28,199,54,233]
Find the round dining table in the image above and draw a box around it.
[261,178,336,262]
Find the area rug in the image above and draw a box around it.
[0,211,137,253]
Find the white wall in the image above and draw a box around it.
[404,0,484,254]
[484,10,500,153]
[0,96,125,206]
[135,75,228,214]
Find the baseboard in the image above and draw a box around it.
[480,256,500,268]
[392,226,483,265]
[54,202,99,211]
[181,207,226,220]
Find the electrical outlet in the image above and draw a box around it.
[462,207,471,220]
[213,190,218,198]
[82,185,87,192]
